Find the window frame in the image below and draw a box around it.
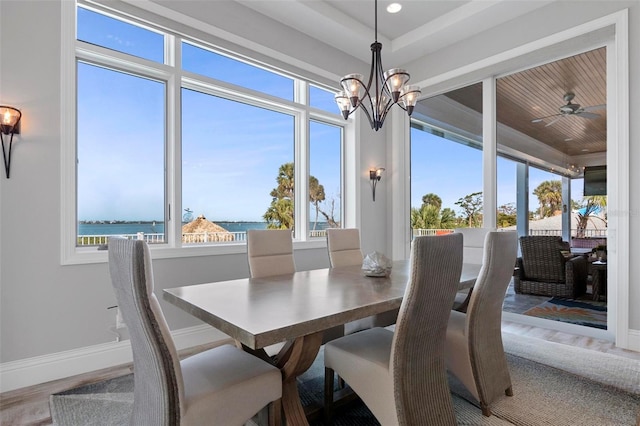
[61,1,351,265]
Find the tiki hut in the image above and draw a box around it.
[181,215,234,243]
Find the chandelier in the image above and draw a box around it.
[334,0,421,131]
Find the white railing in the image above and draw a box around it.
[411,228,607,238]
[310,229,327,238]
[528,229,607,238]
[77,233,166,246]
[79,227,606,246]
[412,229,454,237]
[78,229,329,246]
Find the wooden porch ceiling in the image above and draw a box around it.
[444,47,607,158]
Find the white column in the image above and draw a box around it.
[561,176,571,242]
[388,107,411,260]
[482,78,497,228]
[516,162,529,239]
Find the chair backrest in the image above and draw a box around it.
[326,228,364,267]
[519,235,566,281]
[465,231,517,406]
[247,229,295,278]
[108,237,183,424]
[391,233,462,425]
[454,227,494,264]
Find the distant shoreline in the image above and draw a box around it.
[78,221,330,235]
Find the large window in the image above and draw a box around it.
[71,3,346,256]
[77,63,166,245]
[181,89,295,241]
[309,120,342,237]
[496,156,519,229]
[410,83,483,234]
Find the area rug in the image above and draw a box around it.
[522,297,607,329]
[50,340,639,426]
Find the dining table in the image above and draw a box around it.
[163,259,481,425]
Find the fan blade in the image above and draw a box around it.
[531,113,561,123]
[544,116,563,127]
[583,104,606,111]
[577,112,601,119]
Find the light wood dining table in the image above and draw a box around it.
[163,260,481,425]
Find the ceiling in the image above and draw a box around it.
[235,0,556,65]
[447,47,605,156]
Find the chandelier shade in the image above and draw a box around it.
[335,0,420,131]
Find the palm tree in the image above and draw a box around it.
[575,196,607,237]
[440,208,457,229]
[264,162,338,230]
[411,205,440,229]
[264,163,294,229]
[264,198,293,229]
[309,176,326,230]
[421,193,442,211]
[533,180,563,218]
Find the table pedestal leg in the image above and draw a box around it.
[277,331,323,426]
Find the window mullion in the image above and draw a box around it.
[167,34,181,248]
[296,110,309,241]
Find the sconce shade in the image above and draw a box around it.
[1,105,22,178]
[0,106,21,135]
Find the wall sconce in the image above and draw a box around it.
[0,106,22,179]
[369,167,385,201]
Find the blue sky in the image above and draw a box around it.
[411,130,584,216]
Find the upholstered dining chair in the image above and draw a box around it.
[326,228,398,335]
[246,229,298,358]
[324,233,463,426]
[108,237,282,426]
[326,228,364,267]
[445,231,518,417]
[454,227,495,264]
[452,227,494,312]
[247,229,295,278]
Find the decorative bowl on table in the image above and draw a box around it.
[362,251,392,277]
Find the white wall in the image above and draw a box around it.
[1,0,638,389]
[0,0,384,369]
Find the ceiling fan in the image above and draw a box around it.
[531,92,605,127]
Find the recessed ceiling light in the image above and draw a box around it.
[387,3,402,13]
[564,138,574,141]
[581,148,590,152]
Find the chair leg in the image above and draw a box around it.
[481,402,492,417]
[324,367,335,426]
[268,398,282,426]
[505,385,513,396]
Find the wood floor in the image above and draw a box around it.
[1,322,639,426]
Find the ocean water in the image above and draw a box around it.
[78,221,330,235]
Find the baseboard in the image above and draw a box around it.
[502,311,613,340]
[502,311,640,352]
[627,329,640,352]
[0,324,229,393]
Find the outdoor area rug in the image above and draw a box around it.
[522,297,607,329]
[50,338,639,426]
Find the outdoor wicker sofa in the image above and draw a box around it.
[514,236,588,298]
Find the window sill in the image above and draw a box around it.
[61,238,327,265]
